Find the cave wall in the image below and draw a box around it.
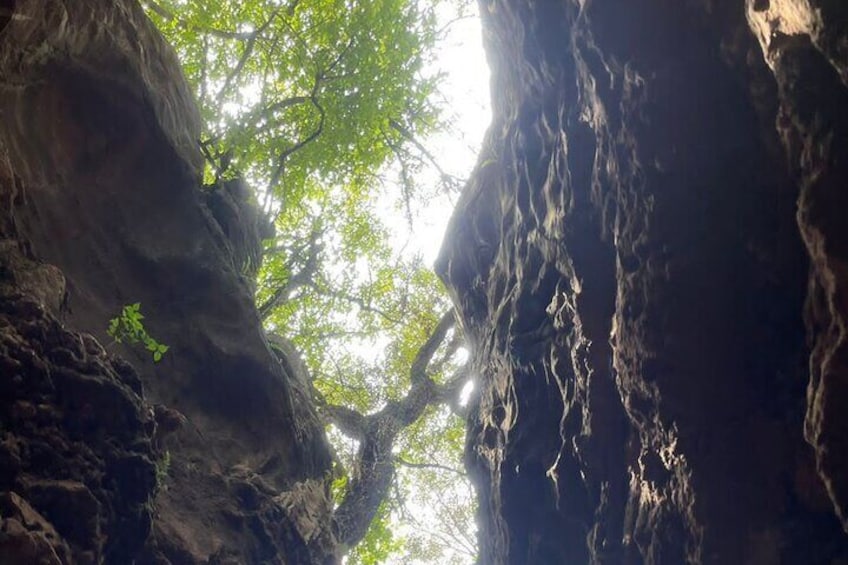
[437,0,848,563]
[0,1,335,563]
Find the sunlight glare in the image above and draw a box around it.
[459,379,475,408]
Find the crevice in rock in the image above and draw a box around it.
[0,0,13,34]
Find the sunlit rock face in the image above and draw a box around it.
[438,0,848,562]
[0,1,334,562]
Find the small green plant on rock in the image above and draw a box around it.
[155,450,171,491]
[107,302,169,362]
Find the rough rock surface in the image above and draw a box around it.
[438,0,848,563]
[0,242,157,564]
[4,0,848,562]
[0,0,334,563]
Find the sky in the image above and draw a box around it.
[378,6,491,563]
[381,4,492,267]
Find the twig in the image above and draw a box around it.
[394,456,465,477]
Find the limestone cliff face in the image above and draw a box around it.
[438,1,848,563]
[0,1,334,563]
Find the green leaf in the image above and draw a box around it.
[106,302,169,363]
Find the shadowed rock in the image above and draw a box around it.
[0,0,334,562]
[438,1,848,563]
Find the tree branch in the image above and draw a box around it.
[306,283,403,326]
[268,94,326,194]
[332,308,465,549]
[216,8,283,102]
[263,37,353,196]
[426,328,463,378]
[333,415,397,548]
[409,309,456,385]
[142,0,256,40]
[434,364,472,418]
[394,456,465,477]
[384,133,416,228]
[323,404,367,441]
[389,118,465,193]
[258,230,323,319]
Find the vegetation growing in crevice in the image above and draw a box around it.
[155,450,171,491]
[108,302,170,362]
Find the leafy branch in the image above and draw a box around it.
[141,0,258,40]
[107,303,170,362]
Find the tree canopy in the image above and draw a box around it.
[143,0,478,562]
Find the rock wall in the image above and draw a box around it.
[437,0,848,563]
[4,0,847,562]
[0,1,335,563]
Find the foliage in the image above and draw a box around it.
[347,501,403,565]
[107,303,170,362]
[143,0,477,561]
[155,450,172,490]
[145,0,441,207]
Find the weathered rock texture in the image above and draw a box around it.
[0,0,335,563]
[438,0,848,563]
[0,241,157,564]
